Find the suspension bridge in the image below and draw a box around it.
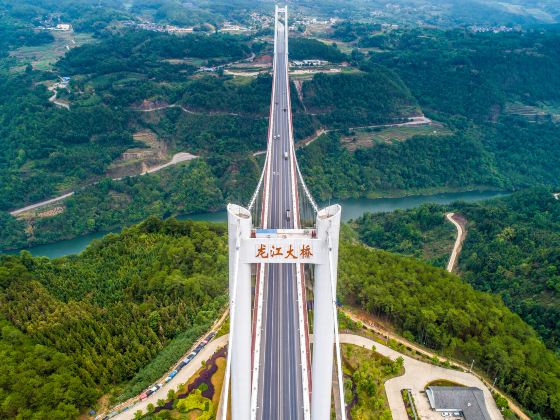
[224,5,345,420]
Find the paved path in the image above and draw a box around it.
[134,103,240,117]
[446,212,465,272]
[10,192,75,216]
[48,85,70,110]
[105,309,229,419]
[143,152,198,174]
[340,334,503,420]
[298,116,434,149]
[10,153,196,216]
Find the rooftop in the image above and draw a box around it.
[426,386,491,420]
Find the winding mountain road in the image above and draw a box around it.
[446,212,466,272]
[10,153,197,217]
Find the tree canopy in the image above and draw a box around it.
[0,217,228,416]
[339,236,560,419]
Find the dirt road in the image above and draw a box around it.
[446,212,467,272]
[10,153,197,217]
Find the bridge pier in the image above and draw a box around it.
[227,204,252,420]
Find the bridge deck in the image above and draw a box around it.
[255,8,308,420]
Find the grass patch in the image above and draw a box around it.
[401,389,418,420]
[9,32,94,71]
[210,357,226,407]
[426,379,465,388]
[342,344,403,419]
[215,316,229,338]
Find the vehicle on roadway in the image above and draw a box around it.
[284,151,288,159]
[286,209,291,222]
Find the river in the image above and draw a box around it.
[5,190,506,259]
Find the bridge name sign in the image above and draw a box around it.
[241,238,325,264]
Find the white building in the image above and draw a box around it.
[55,23,71,31]
[291,59,328,67]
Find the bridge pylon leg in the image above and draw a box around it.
[311,205,342,420]
[227,204,252,420]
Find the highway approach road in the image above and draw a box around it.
[256,17,305,420]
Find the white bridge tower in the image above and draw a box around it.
[224,204,343,419]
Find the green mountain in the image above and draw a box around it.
[1,217,559,418]
[351,188,560,350]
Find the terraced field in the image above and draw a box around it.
[505,102,560,122]
[9,31,94,71]
[340,124,452,151]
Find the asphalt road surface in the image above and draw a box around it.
[256,18,304,420]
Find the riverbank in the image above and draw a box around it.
[2,190,507,258]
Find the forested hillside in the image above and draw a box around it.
[0,15,53,56]
[339,238,560,419]
[296,27,560,200]
[351,203,456,267]
[351,188,560,350]
[0,160,227,250]
[3,7,560,256]
[289,37,347,62]
[2,217,560,418]
[0,72,134,211]
[300,66,417,128]
[0,218,227,418]
[0,29,253,212]
[376,28,560,120]
[298,131,499,201]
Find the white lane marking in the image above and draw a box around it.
[251,12,280,417]
[281,8,312,417]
